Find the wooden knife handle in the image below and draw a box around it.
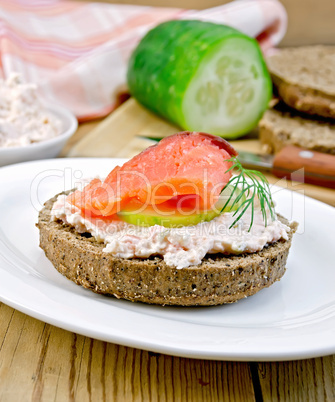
[272,145,335,189]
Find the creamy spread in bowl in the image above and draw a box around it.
[0,73,62,148]
[51,192,290,269]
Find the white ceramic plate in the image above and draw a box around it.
[0,158,334,361]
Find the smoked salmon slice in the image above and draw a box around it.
[68,131,238,217]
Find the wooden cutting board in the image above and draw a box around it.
[64,98,335,206]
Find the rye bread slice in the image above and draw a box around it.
[37,194,297,306]
[259,102,335,154]
[267,46,335,118]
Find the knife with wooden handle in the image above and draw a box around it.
[237,145,335,189]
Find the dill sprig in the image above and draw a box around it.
[221,157,276,231]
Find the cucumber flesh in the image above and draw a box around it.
[117,185,245,228]
[182,36,271,138]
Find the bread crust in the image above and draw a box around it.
[37,195,297,306]
[271,75,335,119]
[267,46,335,118]
[259,105,335,155]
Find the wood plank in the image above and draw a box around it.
[1,301,334,401]
[0,303,256,402]
[257,357,335,401]
[66,99,178,158]
[60,118,104,158]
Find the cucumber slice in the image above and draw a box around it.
[118,206,218,228]
[127,20,272,139]
[117,186,245,228]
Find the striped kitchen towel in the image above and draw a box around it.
[0,0,287,121]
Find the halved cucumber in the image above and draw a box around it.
[117,186,245,228]
[127,20,272,139]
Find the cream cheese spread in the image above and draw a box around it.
[51,193,290,269]
[0,73,62,148]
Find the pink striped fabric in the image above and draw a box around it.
[0,0,287,121]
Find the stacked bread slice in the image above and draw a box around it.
[259,46,335,155]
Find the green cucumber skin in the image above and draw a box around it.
[118,209,218,228]
[127,20,271,135]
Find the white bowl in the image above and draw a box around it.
[0,104,78,167]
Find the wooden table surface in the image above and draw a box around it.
[1,0,335,399]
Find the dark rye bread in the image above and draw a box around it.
[37,194,298,306]
[267,46,335,118]
[259,102,335,154]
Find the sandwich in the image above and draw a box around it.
[37,131,297,306]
